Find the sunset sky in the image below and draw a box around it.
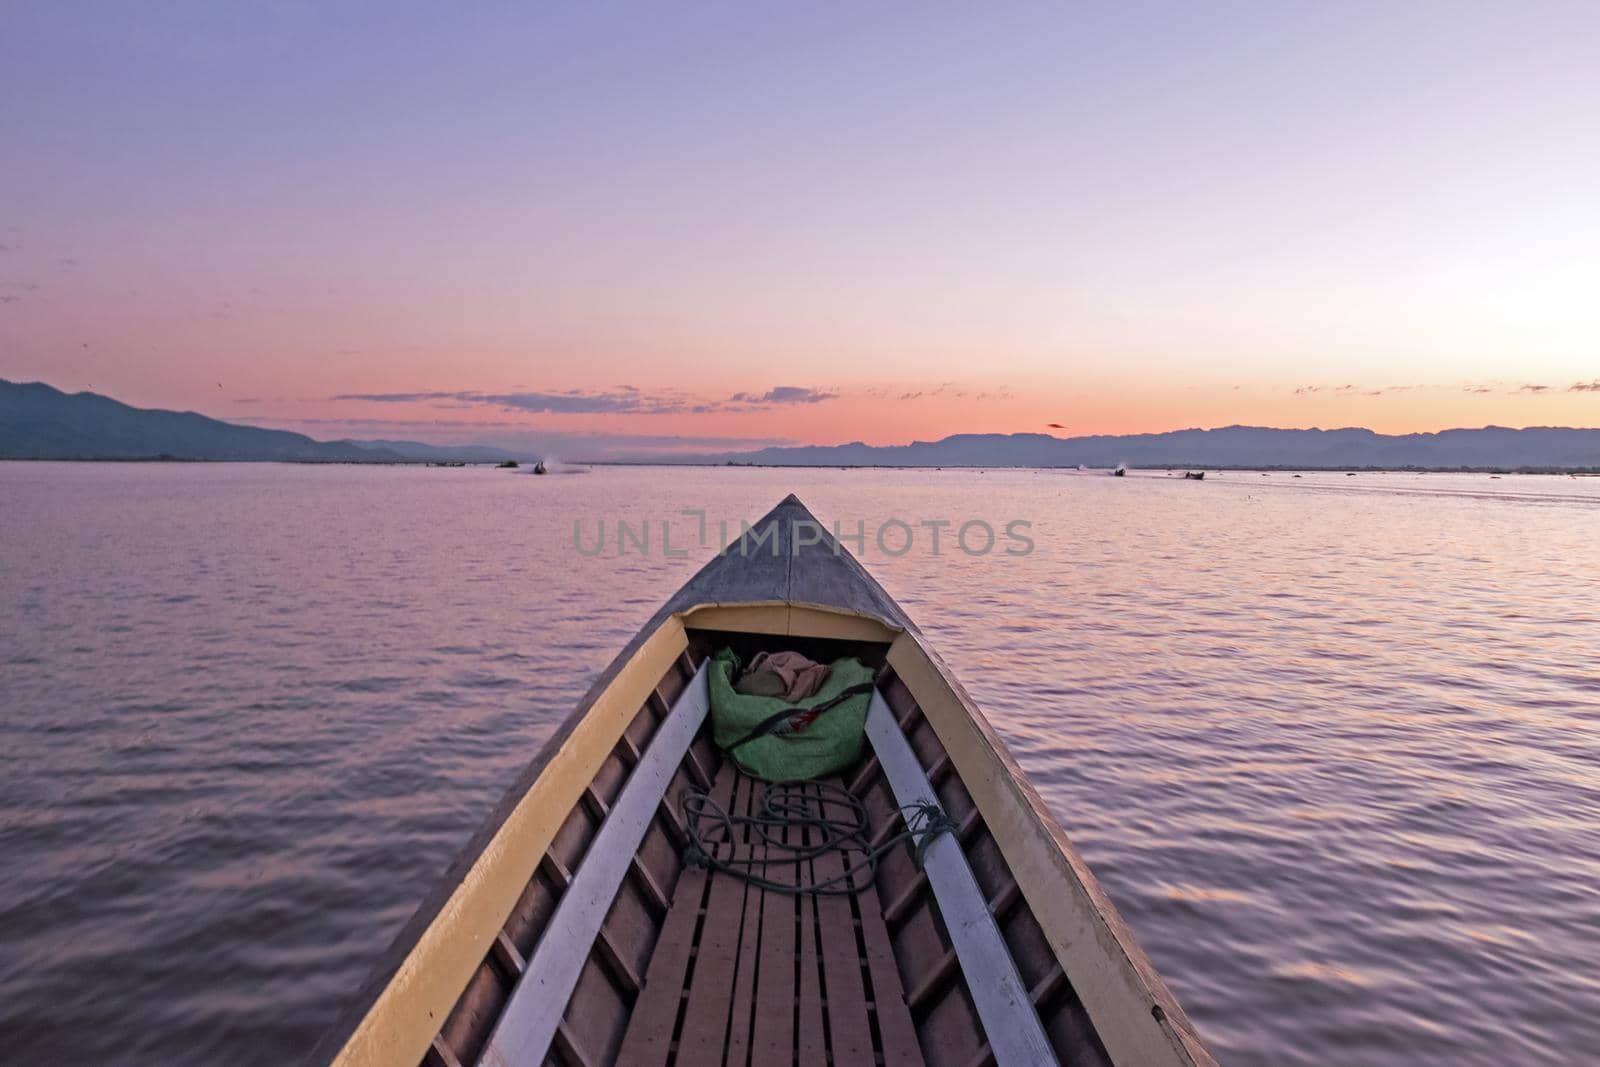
[3,3,1598,456]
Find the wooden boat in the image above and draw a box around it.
[314,496,1214,1067]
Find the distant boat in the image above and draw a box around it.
[532,460,547,475]
[313,495,1213,1067]
[1112,464,1126,477]
[1184,471,1205,480]
[497,460,519,469]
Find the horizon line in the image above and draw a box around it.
[7,378,1600,451]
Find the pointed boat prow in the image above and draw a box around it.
[312,495,1215,1067]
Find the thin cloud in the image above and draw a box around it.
[1288,383,1422,398]
[1569,380,1600,393]
[479,390,687,414]
[1047,422,1067,430]
[334,391,455,403]
[1519,384,1551,393]
[894,381,1010,402]
[728,386,837,405]
[333,389,690,414]
[250,415,553,429]
[335,384,840,416]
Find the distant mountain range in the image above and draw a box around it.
[706,427,1600,470]
[0,380,522,462]
[4,378,1600,469]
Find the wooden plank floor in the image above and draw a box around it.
[617,762,925,1067]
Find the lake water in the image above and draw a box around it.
[2,463,1598,1065]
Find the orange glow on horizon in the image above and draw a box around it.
[174,375,1600,453]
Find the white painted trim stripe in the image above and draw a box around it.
[864,690,1059,1067]
[476,662,710,1067]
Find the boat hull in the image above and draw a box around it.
[313,497,1214,1067]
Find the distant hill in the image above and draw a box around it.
[6,379,1599,469]
[0,379,396,461]
[709,426,1600,471]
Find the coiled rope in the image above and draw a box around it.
[680,778,957,896]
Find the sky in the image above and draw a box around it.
[3,2,1598,456]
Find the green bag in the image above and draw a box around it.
[707,648,874,782]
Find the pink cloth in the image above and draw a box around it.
[740,650,831,702]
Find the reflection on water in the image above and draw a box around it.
[2,464,1598,1065]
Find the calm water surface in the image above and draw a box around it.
[2,464,1598,1065]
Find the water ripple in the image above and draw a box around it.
[1,464,1597,1065]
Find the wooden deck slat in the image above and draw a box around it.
[677,772,756,1062]
[811,782,877,1067]
[720,778,768,1067]
[752,778,798,1067]
[796,794,828,1067]
[612,760,735,1067]
[852,836,926,1067]
[611,765,924,1067]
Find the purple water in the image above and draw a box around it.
[2,463,1598,1064]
